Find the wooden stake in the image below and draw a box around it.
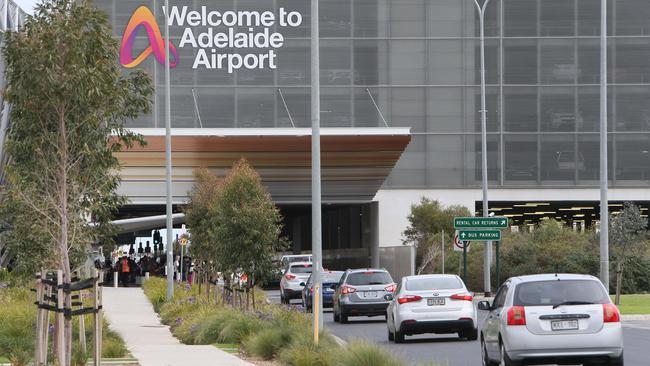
[56,270,65,366]
[42,282,51,364]
[35,272,43,366]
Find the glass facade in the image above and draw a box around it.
[99,0,650,189]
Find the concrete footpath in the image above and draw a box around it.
[103,287,253,366]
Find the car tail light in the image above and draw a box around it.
[603,304,620,323]
[341,285,356,295]
[384,284,397,293]
[507,306,526,326]
[285,274,296,280]
[450,293,473,301]
[397,295,422,304]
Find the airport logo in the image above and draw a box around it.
[119,6,178,69]
[119,5,303,73]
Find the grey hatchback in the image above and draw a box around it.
[332,268,396,323]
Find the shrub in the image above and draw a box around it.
[101,328,128,359]
[194,308,240,344]
[277,335,336,366]
[243,327,293,360]
[0,288,35,366]
[142,277,167,312]
[218,315,264,344]
[71,342,89,366]
[338,341,405,366]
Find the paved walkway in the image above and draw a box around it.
[103,287,253,366]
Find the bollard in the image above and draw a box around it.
[113,271,118,288]
[145,272,150,280]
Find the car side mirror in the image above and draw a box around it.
[384,294,394,301]
[478,300,491,311]
[299,282,305,287]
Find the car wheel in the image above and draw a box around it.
[499,343,521,366]
[340,311,349,324]
[481,339,497,366]
[603,353,624,366]
[461,328,478,341]
[394,329,405,343]
[387,329,394,342]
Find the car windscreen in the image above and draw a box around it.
[346,271,392,286]
[322,272,343,284]
[283,256,311,267]
[514,279,609,307]
[290,264,312,274]
[405,277,463,291]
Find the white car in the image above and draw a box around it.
[386,274,478,343]
[479,274,623,366]
[279,261,312,304]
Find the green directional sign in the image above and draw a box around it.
[454,217,508,229]
[458,230,501,241]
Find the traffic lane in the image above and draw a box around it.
[325,311,484,366]
[325,310,648,366]
[621,326,650,366]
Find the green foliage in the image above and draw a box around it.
[1,0,152,275]
[185,169,222,273]
[403,198,471,274]
[0,288,35,366]
[212,159,289,285]
[277,336,336,366]
[338,341,405,366]
[218,315,264,344]
[187,160,289,288]
[142,277,168,312]
[244,327,293,360]
[499,220,599,281]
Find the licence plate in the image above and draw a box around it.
[362,291,378,298]
[551,319,579,331]
[427,298,445,306]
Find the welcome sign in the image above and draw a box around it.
[120,5,303,73]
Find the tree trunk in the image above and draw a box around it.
[615,261,624,305]
[206,273,210,302]
[251,277,256,311]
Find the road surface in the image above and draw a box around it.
[266,290,650,366]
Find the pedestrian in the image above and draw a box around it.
[119,256,130,287]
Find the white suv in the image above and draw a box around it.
[386,274,477,343]
[279,262,312,304]
[479,274,623,366]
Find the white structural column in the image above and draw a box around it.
[164,0,174,300]
[473,0,492,295]
[310,0,324,337]
[599,0,609,292]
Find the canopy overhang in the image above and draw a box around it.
[115,127,411,204]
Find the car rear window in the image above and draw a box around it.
[290,264,312,274]
[514,279,609,306]
[346,271,392,286]
[405,277,463,291]
[322,272,343,283]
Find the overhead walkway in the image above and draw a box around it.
[103,287,252,366]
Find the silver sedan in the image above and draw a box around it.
[479,273,623,366]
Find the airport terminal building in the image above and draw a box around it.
[99,0,650,275]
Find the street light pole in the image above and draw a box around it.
[599,0,610,293]
[473,0,492,296]
[164,0,174,300]
[310,0,323,341]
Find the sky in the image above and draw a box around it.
[13,0,37,15]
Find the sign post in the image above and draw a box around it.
[454,217,509,289]
[458,230,501,241]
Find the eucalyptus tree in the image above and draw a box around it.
[610,202,648,304]
[2,0,152,363]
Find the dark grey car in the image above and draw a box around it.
[332,268,396,323]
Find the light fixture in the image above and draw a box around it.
[574,214,585,218]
